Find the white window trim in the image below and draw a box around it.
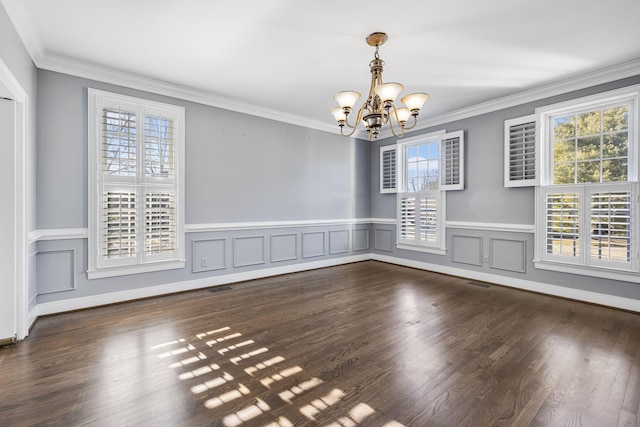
[537,85,639,186]
[534,84,640,281]
[87,89,186,279]
[396,129,450,254]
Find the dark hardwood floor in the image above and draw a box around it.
[1,261,639,427]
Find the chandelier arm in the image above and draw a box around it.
[387,104,405,138]
[339,125,358,137]
[401,114,419,131]
[344,104,366,130]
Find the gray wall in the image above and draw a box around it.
[0,4,38,310]
[36,70,371,228]
[34,70,372,304]
[371,75,640,302]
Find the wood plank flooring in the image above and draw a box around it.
[1,261,639,426]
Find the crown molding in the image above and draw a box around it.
[1,0,44,63]
[378,58,640,140]
[37,53,338,134]
[4,0,639,138]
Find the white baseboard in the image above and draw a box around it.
[372,254,640,313]
[25,306,37,337]
[35,254,371,317]
[33,252,640,319]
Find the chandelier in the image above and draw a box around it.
[330,32,430,139]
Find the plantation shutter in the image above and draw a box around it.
[398,191,442,247]
[590,190,632,264]
[102,189,137,261]
[144,191,176,257]
[544,190,580,259]
[418,194,438,243]
[380,145,397,193]
[540,184,634,270]
[504,115,537,187]
[440,130,464,191]
[399,195,416,240]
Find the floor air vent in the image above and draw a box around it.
[468,281,492,288]
[209,286,233,293]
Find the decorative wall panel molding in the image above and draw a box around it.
[35,250,75,295]
[233,236,265,268]
[374,228,394,252]
[270,233,298,263]
[490,238,527,273]
[192,238,227,273]
[451,235,483,266]
[302,232,326,259]
[329,230,349,255]
[353,228,370,251]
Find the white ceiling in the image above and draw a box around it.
[3,0,640,134]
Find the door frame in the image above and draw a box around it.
[0,57,29,340]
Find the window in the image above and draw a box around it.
[535,85,639,278]
[88,89,185,279]
[397,130,464,254]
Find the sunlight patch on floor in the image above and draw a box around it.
[191,371,234,394]
[260,366,303,389]
[299,388,345,420]
[204,383,250,409]
[178,363,221,380]
[278,377,324,404]
[223,398,271,427]
[244,355,286,376]
[151,326,407,426]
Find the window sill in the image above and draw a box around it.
[534,260,640,283]
[396,243,447,256]
[87,260,186,280]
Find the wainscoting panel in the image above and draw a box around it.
[353,228,370,251]
[451,235,483,266]
[302,232,326,259]
[233,236,266,268]
[192,238,227,273]
[374,228,394,252]
[270,233,298,263]
[490,238,527,273]
[329,230,349,255]
[36,250,75,295]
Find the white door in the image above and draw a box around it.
[0,97,16,343]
